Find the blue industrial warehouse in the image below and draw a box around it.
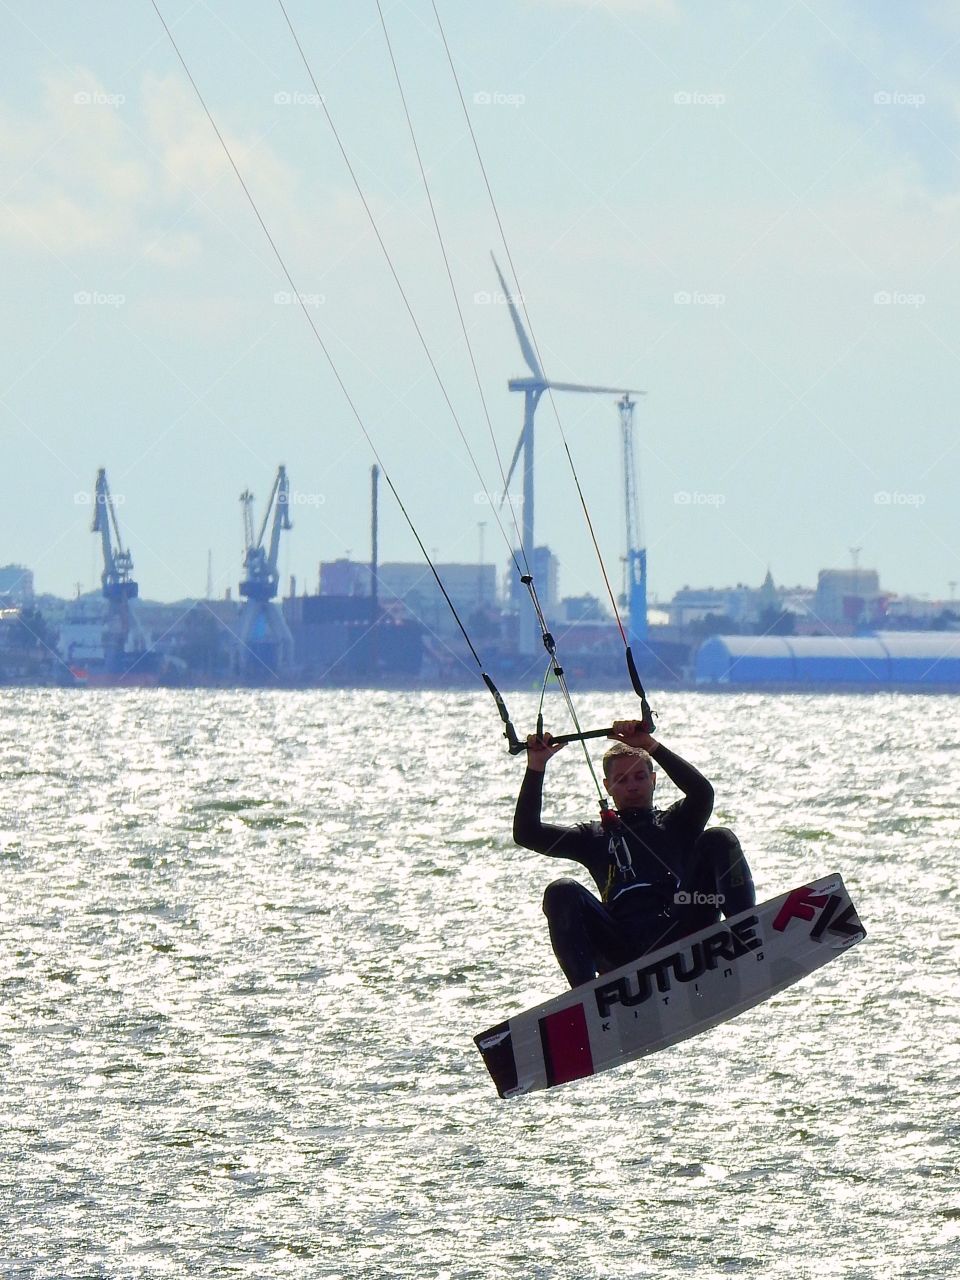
[695,632,960,687]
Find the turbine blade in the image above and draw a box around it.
[502,426,525,500]
[545,381,646,395]
[491,252,543,380]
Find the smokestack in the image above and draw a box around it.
[370,464,379,614]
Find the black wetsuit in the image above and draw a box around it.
[513,746,755,986]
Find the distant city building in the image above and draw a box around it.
[284,593,422,682]
[507,546,558,612]
[560,594,607,623]
[668,578,776,629]
[0,564,33,604]
[813,568,886,630]
[667,569,901,636]
[778,587,817,623]
[168,599,240,681]
[757,569,778,614]
[320,558,371,597]
[318,559,498,638]
[0,601,54,683]
[380,562,497,636]
[884,594,954,624]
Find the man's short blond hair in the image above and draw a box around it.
[602,741,653,778]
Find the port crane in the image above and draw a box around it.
[92,467,146,664]
[237,465,294,675]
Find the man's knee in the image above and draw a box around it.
[694,826,755,910]
[696,826,740,855]
[696,827,743,873]
[542,877,584,920]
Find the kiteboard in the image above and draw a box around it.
[475,873,865,1098]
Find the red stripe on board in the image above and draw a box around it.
[539,1004,594,1086]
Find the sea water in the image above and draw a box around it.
[0,688,957,1279]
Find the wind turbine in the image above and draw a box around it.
[492,253,644,571]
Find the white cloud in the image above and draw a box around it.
[0,69,147,253]
[0,66,300,267]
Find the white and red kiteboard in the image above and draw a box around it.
[475,874,865,1098]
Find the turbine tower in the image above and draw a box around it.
[492,253,644,572]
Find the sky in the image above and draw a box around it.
[3,0,960,608]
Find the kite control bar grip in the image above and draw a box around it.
[508,726,646,756]
[487,658,655,757]
[506,727,604,752]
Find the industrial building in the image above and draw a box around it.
[696,632,960,688]
[320,559,498,638]
[813,568,887,629]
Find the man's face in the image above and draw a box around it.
[604,756,656,810]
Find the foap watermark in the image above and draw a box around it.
[874,490,926,507]
[874,290,925,308]
[473,90,526,108]
[674,490,726,507]
[75,490,125,506]
[74,89,125,108]
[287,490,326,507]
[674,890,725,907]
[473,289,524,306]
[274,290,325,308]
[673,90,726,107]
[274,90,325,108]
[74,290,125,308]
[874,90,925,108]
[475,491,523,507]
[674,290,725,308]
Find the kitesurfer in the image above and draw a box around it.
[513,720,755,987]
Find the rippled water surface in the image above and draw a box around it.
[1,689,958,1278]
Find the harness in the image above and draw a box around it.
[599,806,680,908]
[601,805,636,881]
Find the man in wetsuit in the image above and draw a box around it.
[513,719,756,987]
